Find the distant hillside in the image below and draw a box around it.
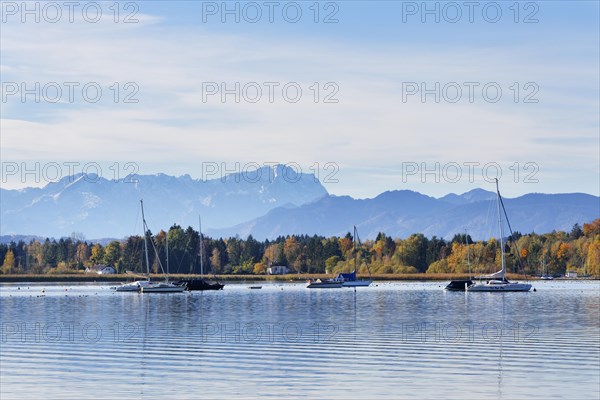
[0,235,45,244]
[208,190,600,240]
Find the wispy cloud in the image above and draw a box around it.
[1,2,598,198]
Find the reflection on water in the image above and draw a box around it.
[1,281,599,399]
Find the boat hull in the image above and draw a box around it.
[141,283,186,293]
[445,280,473,291]
[114,280,152,292]
[306,281,343,289]
[175,279,224,291]
[467,282,532,292]
[342,280,372,287]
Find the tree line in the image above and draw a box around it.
[1,219,598,277]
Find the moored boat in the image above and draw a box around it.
[114,200,155,293]
[115,280,153,292]
[176,278,224,291]
[467,278,532,292]
[306,279,343,289]
[333,226,373,287]
[141,282,186,293]
[466,179,532,293]
[445,279,474,291]
[176,216,224,291]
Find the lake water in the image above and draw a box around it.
[1,280,598,399]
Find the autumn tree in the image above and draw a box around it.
[263,243,284,266]
[586,237,600,276]
[210,248,222,273]
[583,219,600,237]
[1,250,16,274]
[104,241,122,271]
[283,236,300,271]
[253,262,266,274]
[75,242,90,269]
[325,255,341,273]
[89,244,105,265]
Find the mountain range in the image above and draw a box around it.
[0,165,327,239]
[1,166,598,241]
[209,190,598,240]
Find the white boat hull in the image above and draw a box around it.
[114,280,152,292]
[141,283,186,293]
[467,282,532,292]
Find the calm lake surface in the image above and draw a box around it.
[1,280,598,399]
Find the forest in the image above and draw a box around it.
[1,219,598,277]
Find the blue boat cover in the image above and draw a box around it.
[336,272,356,281]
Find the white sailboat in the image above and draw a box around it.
[540,257,553,280]
[467,180,532,292]
[115,200,155,292]
[140,202,185,293]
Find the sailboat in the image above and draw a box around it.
[540,257,553,280]
[140,202,186,293]
[114,200,155,292]
[467,179,532,292]
[445,231,474,291]
[175,216,224,291]
[334,226,372,287]
[306,278,343,289]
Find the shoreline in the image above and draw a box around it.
[0,273,595,283]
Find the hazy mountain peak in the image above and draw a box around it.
[440,188,496,205]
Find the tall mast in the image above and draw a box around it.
[166,230,169,282]
[140,199,150,280]
[199,215,204,278]
[495,179,506,277]
[465,229,471,279]
[353,226,358,274]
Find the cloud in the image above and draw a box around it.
[1,4,598,199]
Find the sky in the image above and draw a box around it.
[1,0,599,199]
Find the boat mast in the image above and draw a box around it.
[140,199,151,281]
[199,215,203,278]
[465,229,471,279]
[353,226,372,280]
[495,179,506,277]
[166,230,169,282]
[353,226,358,275]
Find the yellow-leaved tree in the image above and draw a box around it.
[1,250,16,274]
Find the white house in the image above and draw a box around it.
[85,264,117,275]
[267,265,289,275]
[565,271,578,278]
